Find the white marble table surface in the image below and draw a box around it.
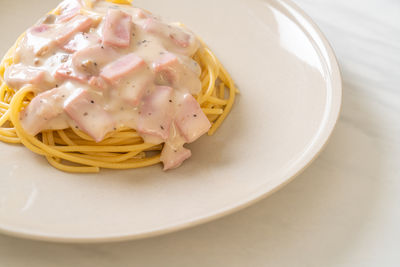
[1,0,399,266]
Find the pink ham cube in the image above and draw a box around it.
[102,9,132,48]
[63,32,101,53]
[152,53,201,94]
[56,0,82,23]
[88,76,108,91]
[134,9,150,19]
[5,64,47,90]
[100,53,145,83]
[175,93,211,143]
[72,45,118,74]
[55,64,90,84]
[31,24,50,34]
[141,18,197,54]
[152,53,179,84]
[20,87,65,135]
[25,25,56,56]
[141,18,161,34]
[160,143,192,171]
[55,15,93,45]
[64,89,115,142]
[137,86,174,140]
[169,31,191,48]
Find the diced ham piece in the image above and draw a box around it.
[102,9,132,48]
[55,64,90,84]
[27,13,95,56]
[152,53,179,84]
[169,31,191,48]
[141,18,199,55]
[20,87,66,135]
[55,15,93,45]
[175,93,211,143]
[24,25,56,57]
[88,76,108,91]
[137,86,174,140]
[152,53,201,94]
[160,143,191,171]
[62,32,101,53]
[141,18,161,34]
[31,24,50,33]
[133,9,150,19]
[72,45,118,74]
[4,64,47,90]
[99,53,150,106]
[100,53,145,83]
[64,89,115,142]
[56,0,82,23]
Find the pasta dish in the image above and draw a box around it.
[0,0,237,173]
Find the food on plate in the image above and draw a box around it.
[0,0,237,172]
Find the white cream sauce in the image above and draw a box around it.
[5,0,211,170]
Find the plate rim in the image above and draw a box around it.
[0,0,342,243]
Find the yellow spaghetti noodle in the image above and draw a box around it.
[0,5,237,173]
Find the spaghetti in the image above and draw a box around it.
[0,0,237,173]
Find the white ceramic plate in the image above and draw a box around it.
[0,0,341,242]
